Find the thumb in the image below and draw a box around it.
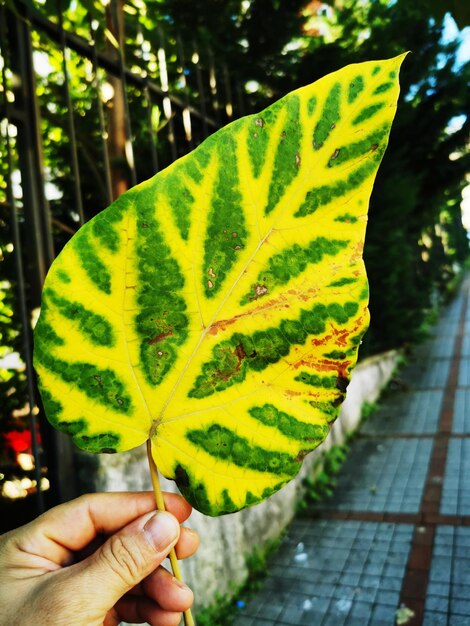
[72,510,180,606]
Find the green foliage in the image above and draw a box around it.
[195,537,283,626]
[299,443,349,507]
[195,594,233,626]
[245,538,283,586]
[0,195,29,450]
[361,401,378,421]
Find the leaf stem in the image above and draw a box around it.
[147,440,195,626]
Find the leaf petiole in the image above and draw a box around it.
[147,440,195,626]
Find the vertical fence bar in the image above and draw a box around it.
[0,7,44,514]
[176,34,194,151]
[56,0,85,225]
[90,20,113,206]
[158,27,177,162]
[7,7,55,290]
[144,85,159,173]
[223,63,234,120]
[236,81,246,117]
[5,5,78,508]
[192,40,209,140]
[137,20,159,173]
[111,0,137,186]
[207,47,221,126]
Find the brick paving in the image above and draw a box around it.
[233,278,470,626]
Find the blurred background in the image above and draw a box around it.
[0,0,469,532]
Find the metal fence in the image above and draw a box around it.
[0,0,247,526]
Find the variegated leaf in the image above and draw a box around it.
[34,55,405,515]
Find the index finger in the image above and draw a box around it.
[13,491,192,566]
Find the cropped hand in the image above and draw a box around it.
[0,491,199,626]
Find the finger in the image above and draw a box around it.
[127,525,199,599]
[68,511,181,609]
[141,565,194,612]
[176,525,200,560]
[12,492,191,566]
[77,520,198,572]
[52,492,191,543]
[114,596,182,626]
[131,524,199,582]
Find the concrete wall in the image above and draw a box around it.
[90,350,400,612]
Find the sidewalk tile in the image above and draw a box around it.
[425,595,449,613]
[458,357,470,386]
[361,390,443,436]
[462,335,470,358]
[449,616,470,626]
[453,390,470,433]
[426,526,470,624]
[311,439,432,514]
[234,521,412,626]
[441,439,470,515]
[400,359,451,390]
[422,612,448,626]
[414,335,455,359]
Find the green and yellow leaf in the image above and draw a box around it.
[34,55,405,516]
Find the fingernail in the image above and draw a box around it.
[172,576,190,591]
[143,511,179,552]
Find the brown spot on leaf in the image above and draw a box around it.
[208,267,216,278]
[295,449,310,462]
[249,283,268,300]
[208,280,214,289]
[255,117,265,128]
[371,143,378,151]
[234,343,247,367]
[317,359,352,380]
[285,389,302,397]
[148,330,173,345]
[295,153,301,167]
[331,328,350,347]
[330,148,340,161]
[207,295,288,336]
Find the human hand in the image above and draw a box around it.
[0,491,199,626]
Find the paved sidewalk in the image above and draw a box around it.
[233,278,470,626]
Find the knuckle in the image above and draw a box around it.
[100,534,147,585]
